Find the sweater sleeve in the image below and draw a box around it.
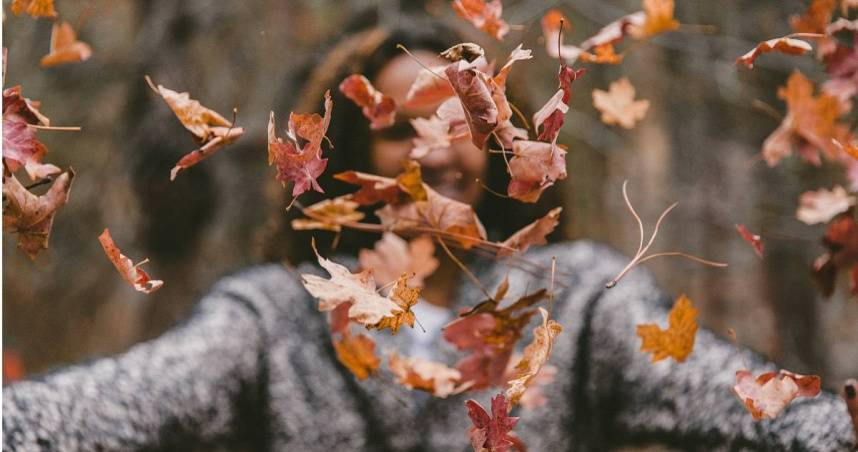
[1,269,282,451]
[559,241,856,451]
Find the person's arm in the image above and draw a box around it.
[554,241,855,451]
[1,265,299,451]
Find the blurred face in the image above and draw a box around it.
[371,51,487,205]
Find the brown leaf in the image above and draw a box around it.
[735,224,764,258]
[98,228,163,294]
[358,233,439,287]
[533,66,586,143]
[338,74,396,130]
[499,207,562,257]
[368,273,421,335]
[389,353,463,398]
[40,21,93,68]
[333,332,380,380]
[291,195,365,232]
[592,78,650,129]
[737,37,812,69]
[10,0,56,18]
[796,186,856,225]
[3,170,73,260]
[404,66,454,109]
[451,0,510,41]
[507,140,568,203]
[733,369,821,420]
[636,294,697,363]
[2,117,59,181]
[465,394,521,452]
[334,171,402,206]
[504,308,563,407]
[268,92,332,196]
[445,59,498,150]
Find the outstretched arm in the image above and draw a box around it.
[2,279,270,451]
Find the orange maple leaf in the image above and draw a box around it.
[333,332,380,380]
[40,21,93,68]
[636,294,698,363]
[592,78,650,129]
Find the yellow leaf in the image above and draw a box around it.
[333,332,380,380]
[636,294,697,363]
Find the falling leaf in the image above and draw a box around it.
[504,308,563,407]
[445,59,499,150]
[592,78,650,129]
[3,85,50,126]
[813,214,858,296]
[396,160,428,202]
[145,76,244,180]
[268,92,332,196]
[533,66,585,143]
[291,196,365,232]
[3,170,74,260]
[368,273,420,335]
[404,66,454,109]
[735,224,764,258]
[333,332,380,380]
[733,369,821,420]
[465,394,522,452]
[3,349,26,385]
[10,0,56,18]
[334,171,402,206]
[634,0,680,38]
[579,44,624,64]
[736,37,813,69]
[636,294,697,363]
[451,0,510,41]
[410,116,453,159]
[796,186,856,225]
[98,228,164,294]
[2,116,59,181]
[338,74,396,130]
[389,353,463,398]
[499,207,562,257]
[358,233,439,287]
[790,0,836,35]
[492,44,533,89]
[40,21,93,68]
[507,140,568,203]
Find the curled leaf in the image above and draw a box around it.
[389,353,463,398]
[733,369,821,420]
[445,60,498,150]
[504,308,563,407]
[735,224,764,258]
[634,0,680,38]
[507,140,568,203]
[268,92,332,196]
[3,170,74,260]
[98,228,163,294]
[499,207,562,257]
[40,21,93,68]
[338,74,396,130]
[737,37,812,69]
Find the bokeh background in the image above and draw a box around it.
[3,0,857,398]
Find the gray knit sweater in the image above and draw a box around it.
[3,241,855,451]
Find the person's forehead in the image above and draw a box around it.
[373,50,445,119]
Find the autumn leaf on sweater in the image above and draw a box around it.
[98,228,163,294]
[268,92,332,196]
[339,74,396,130]
[499,207,562,257]
[145,76,244,180]
[10,0,56,18]
[736,37,812,69]
[504,308,562,407]
[451,0,509,41]
[762,71,848,167]
[359,233,439,287]
[796,186,856,225]
[507,140,568,203]
[465,394,522,452]
[40,21,93,68]
[533,66,585,143]
[735,224,764,258]
[291,196,364,232]
[636,294,697,363]
[733,369,821,420]
[389,353,463,398]
[334,331,380,380]
[3,170,73,260]
[633,0,680,38]
[592,78,650,129]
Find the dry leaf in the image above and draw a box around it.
[636,294,697,363]
[733,369,821,420]
[404,66,453,109]
[40,21,93,68]
[465,394,521,452]
[533,66,585,143]
[338,74,396,130]
[735,224,764,258]
[3,170,73,260]
[445,59,499,150]
[389,353,463,398]
[98,228,163,294]
[796,186,856,225]
[10,0,56,18]
[268,91,332,196]
[368,273,420,335]
[504,308,563,407]
[790,0,836,34]
[451,0,510,41]
[499,207,562,257]
[635,0,680,38]
[410,116,453,159]
[541,9,585,62]
[291,196,364,232]
[813,215,858,296]
[579,44,624,64]
[736,37,812,69]
[592,78,650,129]
[358,233,439,287]
[333,332,380,380]
[2,116,59,181]
[507,140,568,203]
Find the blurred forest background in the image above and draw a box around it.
[3,0,857,392]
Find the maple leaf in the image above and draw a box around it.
[389,353,463,398]
[145,76,245,180]
[504,308,563,407]
[10,0,56,18]
[579,44,624,65]
[3,170,73,260]
[358,233,439,287]
[797,186,856,225]
[533,66,585,143]
[404,66,454,109]
[333,331,380,380]
[367,273,421,335]
[790,0,836,35]
[40,21,93,68]
[338,74,396,130]
[410,116,453,159]
[465,394,521,452]
[736,37,813,69]
[451,0,509,41]
[291,195,365,232]
[268,92,333,196]
[98,228,164,293]
[445,58,499,150]
[733,369,821,420]
[762,71,849,167]
[636,294,697,363]
[507,140,568,203]
[499,207,562,257]
[634,0,680,38]
[735,224,764,258]
[592,78,650,129]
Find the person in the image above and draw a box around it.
[3,14,855,452]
